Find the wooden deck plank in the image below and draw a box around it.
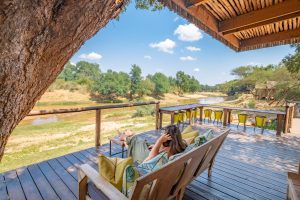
[27,165,59,200]
[0,173,9,200]
[47,159,78,198]
[1,127,299,200]
[16,167,43,200]
[56,156,78,181]
[4,170,26,200]
[212,164,286,196]
[37,162,76,200]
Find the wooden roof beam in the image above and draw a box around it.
[170,0,240,50]
[240,28,300,50]
[185,0,209,8]
[219,0,300,35]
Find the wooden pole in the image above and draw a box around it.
[276,114,284,136]
[95,109,101,147]
[284,105,290,133]
[155,102,160,130]
[227,110,231,124]
[199,106,203,122]
[223,108,228,126]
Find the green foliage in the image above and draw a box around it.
[58,61,101,90]
[134,0,163,11]
[247,100,256,109]
[283,44,300,73]
[150,72,170,96]
[175,71,200,93]
[130,64,142,98]
[92,70,130,101]
[139,78,155,96]
[132,106,155,117]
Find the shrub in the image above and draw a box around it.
[132,106,155,117]
[247,100,256,108]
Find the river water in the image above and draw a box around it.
[198,96,225,104]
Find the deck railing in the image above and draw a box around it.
[28,101,160,147]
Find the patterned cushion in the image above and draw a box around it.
[122,165,141,197]
[98,154,133,191]
[137,152,169,175]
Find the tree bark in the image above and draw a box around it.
[0,0,127,161]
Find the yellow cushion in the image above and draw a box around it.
[182,130,199,144]
[98,154,133,191]
[181,125,193,134]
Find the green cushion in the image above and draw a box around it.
[181,125,193,134]
[182,130,199,144]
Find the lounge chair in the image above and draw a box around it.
[78,129,230,200]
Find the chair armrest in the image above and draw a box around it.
[79,164,128,200]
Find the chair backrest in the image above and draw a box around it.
[204,109,212,117]
[255,115,266,127]
[238,114,247,123]
[214,110,223,120]
[129,129,230,200]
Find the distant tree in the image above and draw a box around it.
[189,77,201,92]
[283,44,300,73]
[230,66,254,78]
[76,61,101,82]
[139,78,155,96]
[150,72,170,96]
[59,62,77,81]
[92,70,130,101]
[129,64,142,98]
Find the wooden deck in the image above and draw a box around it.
[1,125,300,200]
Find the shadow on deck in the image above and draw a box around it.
[1,124,300,200]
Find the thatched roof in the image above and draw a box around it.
[160,0,300,51]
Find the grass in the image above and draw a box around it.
[0,100,175,173]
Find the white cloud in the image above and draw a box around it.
[174,24,203,42]
[186,46,201,52]
[70,61,76,66]
[144,55,152,60]
[79,52,102,60]
[180,56,196,61]
[194,68,200,72]
[247,62,261,66]
[149,39,176,54]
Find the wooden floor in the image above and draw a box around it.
[1,124,300,200]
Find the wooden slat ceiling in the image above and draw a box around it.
[160,0,300,51]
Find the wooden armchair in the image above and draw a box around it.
[78,129,230,200]
[287,160,300,200]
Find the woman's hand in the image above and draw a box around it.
[158,133,172,143]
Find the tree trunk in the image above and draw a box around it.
[0,0,127,161]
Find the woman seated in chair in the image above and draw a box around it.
[120,125,187,164]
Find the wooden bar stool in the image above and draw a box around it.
[213,110,223,125]
[254,115,267,134]
[204,109,212,123]
[237,113,248,130]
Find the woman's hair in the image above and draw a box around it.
[164,125,187,155]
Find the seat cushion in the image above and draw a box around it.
[98,154,133,191]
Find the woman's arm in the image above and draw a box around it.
[144,133,171,161]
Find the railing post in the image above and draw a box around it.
[284,105,290,133]
[223,108,228,126]
[155,102,160,130]
[95,109,101,147]
[199,106,203,123]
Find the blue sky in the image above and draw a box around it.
[71,2,294,85]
